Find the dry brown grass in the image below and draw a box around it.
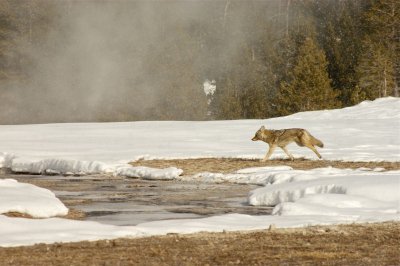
[4,209,86,220]
[1,222,399,265]
[131,157,400,175]
[3,212,34,219]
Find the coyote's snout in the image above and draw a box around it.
[252,125,324,161]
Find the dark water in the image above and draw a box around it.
[3,173,272,226]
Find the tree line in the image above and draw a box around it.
[0,0,398,123]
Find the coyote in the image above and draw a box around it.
[252,126,324,161]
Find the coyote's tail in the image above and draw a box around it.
[311,136,324,148]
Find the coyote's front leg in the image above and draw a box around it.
[281,146,294,161]
[261,144,276,162]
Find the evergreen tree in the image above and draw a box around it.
[277,37,340,115]
[356,0,399,99]
[354,39,395,101]
[213,74,243,120]
[241,60,276,119]
[312,0,367,106]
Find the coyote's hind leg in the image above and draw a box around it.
[306,144,322,159]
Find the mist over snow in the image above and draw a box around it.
[0,97,399,247]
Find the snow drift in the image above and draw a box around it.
[0,179,68,218]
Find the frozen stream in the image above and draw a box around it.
[7,173,272,226]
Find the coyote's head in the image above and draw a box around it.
[252,126,266,141]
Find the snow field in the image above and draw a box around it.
[0,97,399,178]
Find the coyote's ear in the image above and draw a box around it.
[261,125,265,130]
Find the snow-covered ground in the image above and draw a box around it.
[0,97,399,247]
[0,97,399,177]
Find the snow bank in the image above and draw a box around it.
[0,152,15,168]
[189,166,294,185]
[0,213,346,247]
[115,166,183,180]
[287,97,400,120]
[0,179,68,218]
[2,157,183,179]
[248,168,400,206]
[181,166,400,221]
[243,167,400,225]
[0,215,143,247]
[136,167,400,237]
[10,158,114,175]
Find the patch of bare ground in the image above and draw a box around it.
[1,222,399,265]
[3,212,34,219]
[131,157,400,175]
[4,209,86,220]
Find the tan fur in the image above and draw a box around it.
[251,125,324,161]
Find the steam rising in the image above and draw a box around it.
[0,1,278,124]
[30,2,185,123]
